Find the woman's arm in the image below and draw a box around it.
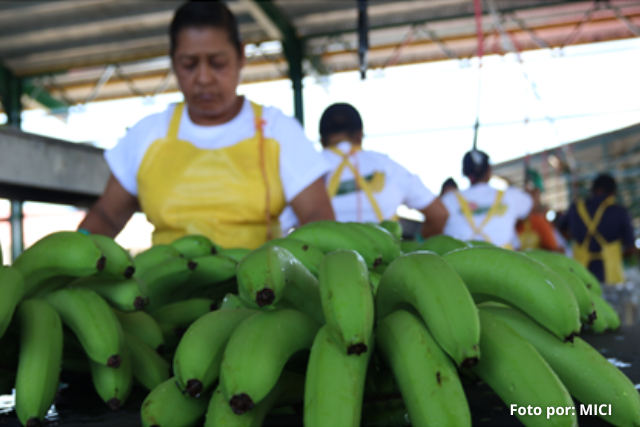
[419,198,449,239]
[290,177,335,225]
[78,175,140,238]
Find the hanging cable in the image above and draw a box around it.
[472,0,484,150]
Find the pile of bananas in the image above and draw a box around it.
[0,221,638,427]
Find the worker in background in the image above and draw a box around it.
[516,169,563,252]
[280,103,448,238]
[563,173,635,284]
[440,177,459,197]
[441,149,533,248]
[78,1,334,248]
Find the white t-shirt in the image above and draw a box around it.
[105,98,330,203]
[280,141,436,231]
[441,182,533,248]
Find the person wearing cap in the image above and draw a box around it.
[516,169,563,252]
[561,173,635,284]
[280,103,448,238]
[441,150,533,248]
[78,1,334,249]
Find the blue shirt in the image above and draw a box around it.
[565,195,634,282]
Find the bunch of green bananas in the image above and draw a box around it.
[2,224,638,427]
[0,232,237,427]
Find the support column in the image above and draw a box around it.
[10,200,24,261]
[285,37,305,125]
[1,65,25,258]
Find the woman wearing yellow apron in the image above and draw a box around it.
[441,150,533,248]
[79,1,334,249]
[279,103,449,239]
[564,174,635,285]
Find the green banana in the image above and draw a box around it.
[149,298,215,329]
[217,248,252,263]
[45,288,124,367]
[588,293,610,333]
[205,371,304,427]
[304,325,371,427]
[369,270,382,295]
[525,251,596,324]
[466,240,496,247]
[158,321,187,352]
[289,221,383,269]
[68,276,148,312]
[0,266,25,339]
[113,308,165,354]
[14,231,105,298]
[319,250,374,355]
[190,279,239,302]
[28,275,76,299]
[399,240,420,253]
[14,299,63,427]
[597,293,621,330]
[379,220,402,240]
[219,293,249,309]
[173,254,236,300]
[220,309,320,414]
[376,252,480,367]
[443,247,581,342]
[261,238,325,277]
[236,245,324,324]
[124,331,170,391]
[417,234,470,255]
[376,310,470,427]
[134,244,183,279]
[88,234,135,279]
[170,234,219,258]
[89,344,132,410]
[526,249,603,296]
[471,310,576,427]
[174,309,259,397]
[484,306,640,427]
[348,222,401,265]
[143,257,198,310]
[141,376,211,427]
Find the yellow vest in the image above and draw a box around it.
[326,145,385,222]
[572,196,624,285]
[455,190,513,249]
[137,102,285,249]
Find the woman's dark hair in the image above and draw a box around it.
[591,173,617,196]
[319,103,364,147]
[170,0,242,57]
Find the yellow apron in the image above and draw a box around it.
[455,190,512,249]
[326,145,385,222]
[518,218,541,250]
[573,196,624,285]
[137,102,285,249]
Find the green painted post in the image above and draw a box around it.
[0,65,25,259]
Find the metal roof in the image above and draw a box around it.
[1,0,640,112]
[492,122,640,220]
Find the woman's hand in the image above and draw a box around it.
[290,177,335,225]
[78,175,139,238]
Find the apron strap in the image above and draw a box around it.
[327,146,384,222]
[167,103,184,140]
[250,101,273,241]
[576,196,616,249]
[455,190,505,243]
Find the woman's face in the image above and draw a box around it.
[172,26,244,123]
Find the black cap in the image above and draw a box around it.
[440,177,458,195]
[319,103,363,142]
[462,150,490,182]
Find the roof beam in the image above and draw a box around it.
[249,0,329,77]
